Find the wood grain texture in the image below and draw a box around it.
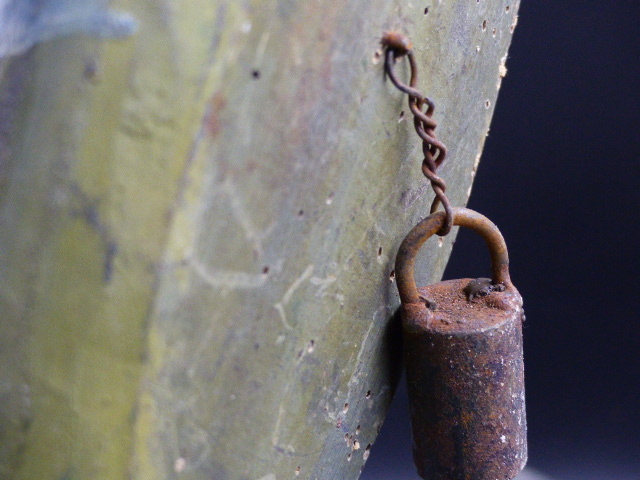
[0,0,520,479]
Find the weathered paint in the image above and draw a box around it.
[0,0,521,479]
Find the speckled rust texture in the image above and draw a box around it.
[403,279,527,480]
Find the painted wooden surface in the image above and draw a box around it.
[0,0,520,479]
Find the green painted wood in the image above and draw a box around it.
[0,1,520,479]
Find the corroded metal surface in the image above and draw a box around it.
[396,207,512,305]
[404,279,526,480]
[396,208,526,480]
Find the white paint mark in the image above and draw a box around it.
[283,265,314,304]
[310,275,336,288]
[497,54,509,90]
[255,475,276,480]
[271,403,296,455]
[467,152,483,199]
[501,435,507,443]
[240,21,252,33]
[274,304,293,330]
[402,181,431,209]
[271,403,287,446]
[376,251,388,265]
[174,457,186,473]
[191,260,267,289]
[221,179,274,258]
[472,152,482,174]
[310,274,336,297]
[274,264,314,330]
[510,15,519,33]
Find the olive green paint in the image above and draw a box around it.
[0,0,521,479]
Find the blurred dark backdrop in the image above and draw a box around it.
[362,1,640,479]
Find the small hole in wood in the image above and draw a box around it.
[343,402,349,413]
[506,5,510,12]
[251,69,261,79]
[398,110,405,122]
[262,266,269,274]
[424,7,429,15]
[83,59,99,81]
[389,269,395,281]
[298,209,304,217]
[482,20,487,31]
[365,390,371,399]
[485,99,491,109]
[377,247,382,256]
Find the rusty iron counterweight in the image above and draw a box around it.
[383,33,528,480]
[396,208,527,480]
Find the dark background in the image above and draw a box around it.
[362,1,640,479]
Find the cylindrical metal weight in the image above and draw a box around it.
[403,279,526,480]
[396,208,527,480]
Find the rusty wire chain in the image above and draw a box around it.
[381,32,453,236]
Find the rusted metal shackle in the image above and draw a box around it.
[396,207,512,306]
[396,207,527,480]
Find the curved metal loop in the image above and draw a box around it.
[382,32,452,236]
[395,207,512,305]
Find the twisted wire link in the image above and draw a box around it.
[382,32,453,236]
